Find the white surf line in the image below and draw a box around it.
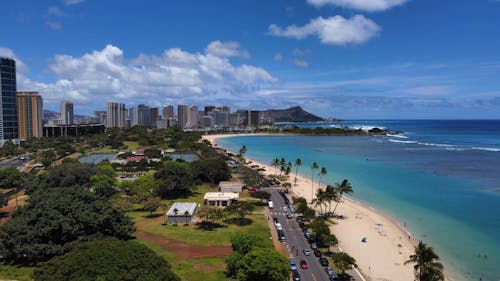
[337,245,367,281]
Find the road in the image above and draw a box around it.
[0,157,28,169]
[266,187,363,281]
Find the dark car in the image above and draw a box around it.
[300,259,308,269]
[304,231,311,238]
[314,248,321,257]
[325,266,337,277]
[319,257,329,266]
[273,217,278,223]
[310,242,318,250]
[335,273,352,281]
[287,213,293,219]
[292,270,301,281]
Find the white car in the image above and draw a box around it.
[276,223,283,231]
[283,206,288,212]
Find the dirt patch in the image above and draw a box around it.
[136,230,232,259]
[0,199,18,225]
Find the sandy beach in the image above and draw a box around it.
[203,133,445,281]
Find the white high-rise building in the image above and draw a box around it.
[106,102,126,128]
[60,100,74,125]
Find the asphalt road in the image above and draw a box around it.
[266,187,363,281]
[0,157,27,169]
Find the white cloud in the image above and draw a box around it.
[274,53,283,61]
[0,47,28,73]
[293,58,310,68]
[307,0,408,12]
[48,6,63,16]
[46,21,62,30]
[15,42,277,111]
[64,0,85,5]
[268,15,381,46]
[205,41,250,59]
[291,48,311,56]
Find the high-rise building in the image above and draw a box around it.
[163,105,174,119]
[93,110,107,124]
[150,107,159,123]
[229,113,241,127]
[17,91,43,140]
[106,102,126,128]
[0,57,19,145]
[177,104,189,129]
[209,110,229,127]
[60,100,74,125]
[131,104,152,127]
[188,105,198,128]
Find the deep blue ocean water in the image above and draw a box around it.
[217,120,500,281]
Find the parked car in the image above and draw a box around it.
[335,273,352,280]
[290,206,296,213]
[314,248,321,257]
[304,231,311,238]
[289,258,297,271]
[287,213,293,219]
[283,206,288,212]
[310,242,318,250]
[273,217,278,224]
[319,257,329,266]
[292,270,301,281]
[300,259,309,269]
[248,187,257,192]
[325,266,337,277]
[276,223,283,231]
[303,248,311,256]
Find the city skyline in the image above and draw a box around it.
[1,1,500,118]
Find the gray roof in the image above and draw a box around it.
[167,202,197,216]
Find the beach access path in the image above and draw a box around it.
[203,133,434,281]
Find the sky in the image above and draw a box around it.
[1,0,500,119]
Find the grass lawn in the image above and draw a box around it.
[122,141,140,151]
[90,146,118,153]
[0,265,34,281]
[130,184,274,280]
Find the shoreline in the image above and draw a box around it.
[203,133,454,281]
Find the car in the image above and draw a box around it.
[296,215,303,221]
[276,223,283,231]
[314,248,321,257]
[287,213,293,219]
[304,231,311,238]
[310,242,318,250]
[300,259,308,269]
[248,187,257,192]
[325,266,337,277]
[273,217,278,224]
[302,248,311,256]
[319,257,329,266]
[289,259,297,271]
[292,270,301,281]
[296,217,303,224]
[290,206,296,213]
[335,273,352,280]
[283,206,288,212]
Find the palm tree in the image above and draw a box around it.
[184,210,190,224]
[173,208,179,225]
[325,185,339,215]
[312,189,327,215]
[317,167,327,190]
[294,158,302,185]
[405,241,444,281]
[271,158,280,176]
[279,158,286,176]
[310,162,319,203]
[239,145,247,158]
[332,179,353,215]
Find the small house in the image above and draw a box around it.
[166,202,197,224]
[219,181,244,193]
[204,192,239,207]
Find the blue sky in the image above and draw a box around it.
[1,0,500,118]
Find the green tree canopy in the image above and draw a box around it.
[226,201,255,221]
[230,233,264,255]
[236,248,289,281]
[405,241,444,281]
[0,187,134,264]
[34,240,180,281]
[191,158,231,184]
[154,161,195,198]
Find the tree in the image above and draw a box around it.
[313,189,328,216]
[231,233,263,255]
[294,158,302,185]
[33,161,102,193]
[197,206,226,229]
[332,179,354,215]
[271,158,279,176]
[325,234,338,254]
[183,210,190,224]
[0,187,134,264]
[238,145,247,160]
[236,248,289,281]
[154,161,195,198]
[144,148,161,159]
[310,218,331,246]
[325,185,339,214]
[38,149,56,168]
[226,201,255,222]
[143,197,166,217]
[250,191,271,201]
[91,174,116,197]
[34,240,180,281]
[318,167,327,189]
[191,159,231,184]
[405,241,444,281]
[302,207,316,222]
[332,252,357,274]
[310,162,319,203]
[292,196,308,214]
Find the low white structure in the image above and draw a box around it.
[166,202,197,224]
[204,192,239,207]
[219,181,244,193]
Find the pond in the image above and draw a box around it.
[79,153,117,164]
[166,152,199,162]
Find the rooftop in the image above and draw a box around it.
[218,181,244,188]
[166,202,197,216]
[204,192,239,200]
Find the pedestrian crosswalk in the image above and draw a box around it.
[270,211,298,217]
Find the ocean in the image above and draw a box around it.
[216,120,500,281]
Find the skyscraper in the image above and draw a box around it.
[93,110,107,124]
[0,57,19,145]
[17,91,43,140]
[130,104,151,127]
[150,107,159,123]
[60,100,74,125]
[163,105,174,119]
[106,102,126,128]
[177,104,189,129]
[188,105,198,128]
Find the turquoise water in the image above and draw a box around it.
[216,135,500,281]
[78,153,116,164]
